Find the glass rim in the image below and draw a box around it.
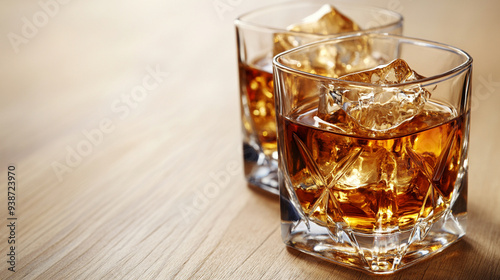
[273,33,473,88]
[234,1,403,37]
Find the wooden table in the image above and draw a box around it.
[1,0,499,279]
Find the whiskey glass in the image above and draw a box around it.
[273,34,472,274]
[235,2,403,194]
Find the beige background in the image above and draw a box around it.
[0,0,499,279]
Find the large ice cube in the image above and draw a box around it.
[320,59,431,133]
[288,4,360,34]
[340,58,426,85]
[274,5,360,56]
[273,4,369,78]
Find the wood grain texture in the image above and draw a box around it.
[0,0,499,279]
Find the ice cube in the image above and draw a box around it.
[340,58,426,85]
[288,4,360,35]
[321,59,431,133]
[273,4,380,109]
[273,4,366,78]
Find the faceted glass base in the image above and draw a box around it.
[243,143,279,195]
[280,173,467,274]
[283,214,465,274]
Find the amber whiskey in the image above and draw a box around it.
[240,61,277,158]
[282,101,466,233]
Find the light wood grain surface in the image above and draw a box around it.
[1,0,499,279]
